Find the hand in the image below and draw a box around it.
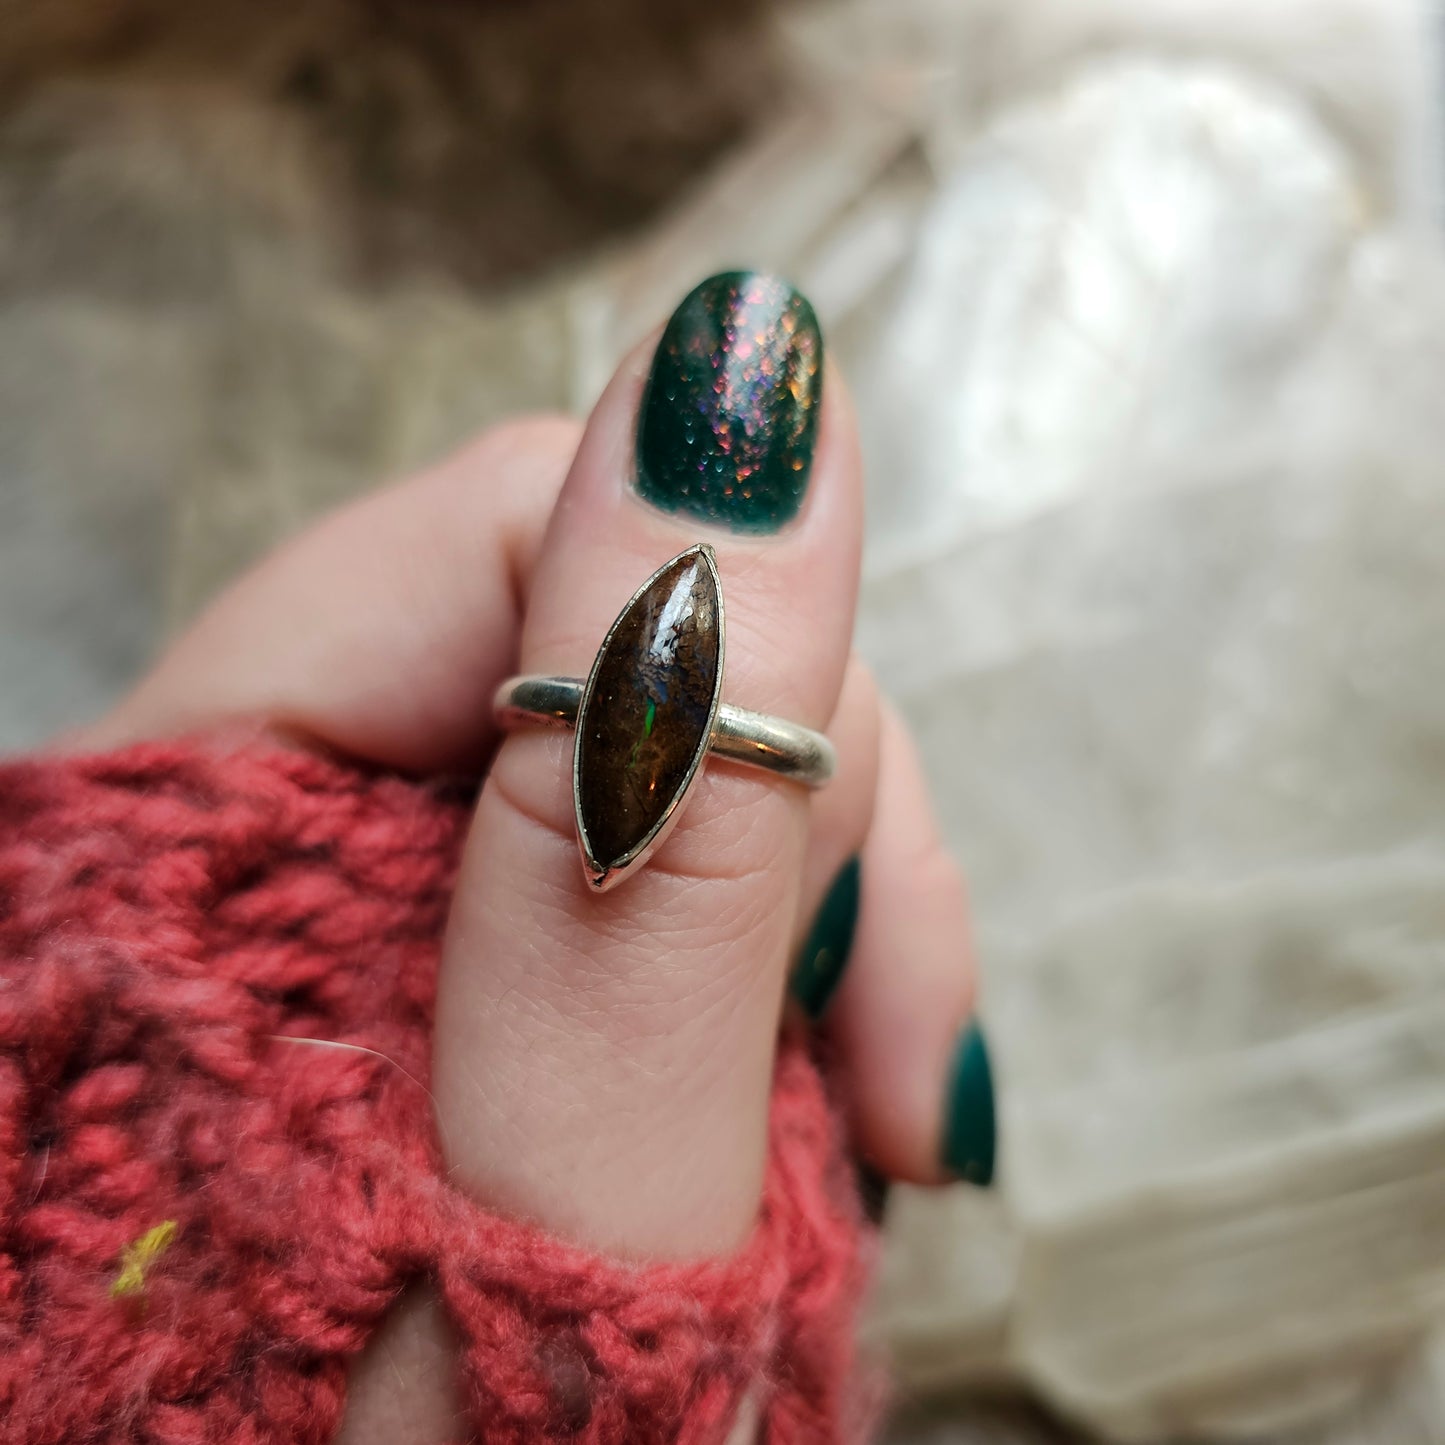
[75,274,992,1439]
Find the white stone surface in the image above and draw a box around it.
[850,48,1445,1445]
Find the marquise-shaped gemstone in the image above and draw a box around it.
[575,546,724,888]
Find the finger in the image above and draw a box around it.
[75,416,581,773]
[820,701,996,1187]
[433,273,864,1257]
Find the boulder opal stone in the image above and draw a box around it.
[575,545,724,888]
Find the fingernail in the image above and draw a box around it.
[941,1019,997,1187]
[856,1160,891,1226]
[635,271,824,535]
[789,856,860,1020]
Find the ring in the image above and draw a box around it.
[494,543,835,892]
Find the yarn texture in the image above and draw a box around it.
[0,742,875,1443]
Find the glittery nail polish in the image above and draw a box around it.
[789,857,861,1019]
[941,1020,997,1187]
[635,271,823,535]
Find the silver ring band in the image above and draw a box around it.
[494,674,836,787]
[496,543,833,892]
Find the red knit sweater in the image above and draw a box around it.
[0,742,875,1443]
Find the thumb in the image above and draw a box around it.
[433,273,868,1257]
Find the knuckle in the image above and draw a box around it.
[486,742,800,896]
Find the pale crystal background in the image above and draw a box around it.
[3,1,1445,1441]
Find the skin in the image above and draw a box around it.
[76,339,980,1441]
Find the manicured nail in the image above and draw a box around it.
[789,856,860,1019]
[856,1160,891,1226]
[636,271,823,535]
[941,1019,997,1187]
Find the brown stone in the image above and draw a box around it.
[575,547,723,886]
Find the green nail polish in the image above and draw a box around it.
[941,1020,997,1187]
[789,857,860,1019]
[856,1160,890,1226]
[636,271,823,535]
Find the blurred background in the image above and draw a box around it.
[4,0,1445,1440]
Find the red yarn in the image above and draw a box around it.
[0,742,877,1443]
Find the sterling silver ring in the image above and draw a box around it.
[493,544,835,892]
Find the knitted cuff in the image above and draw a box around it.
[0,743,876,1444]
